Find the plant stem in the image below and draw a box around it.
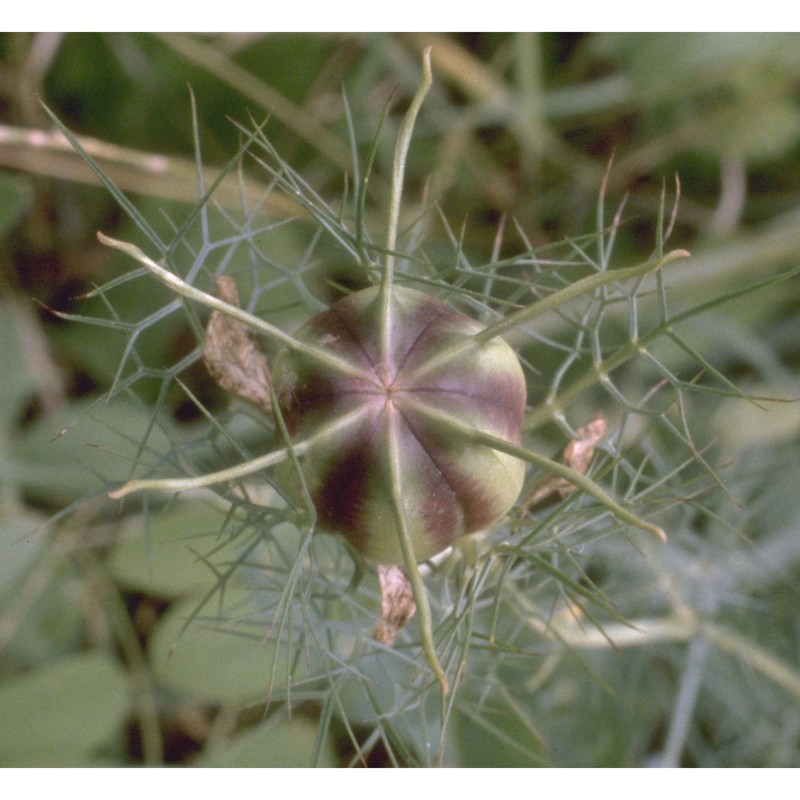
[414,248,690,381]
[97,233,374,386]
[412,400,668,543]
[376,48,447,693]
[378,47,433,369]
[478,248,689,344]
[385,404,449,694]
[108,403,372,499]
[660,636,710,767]
[704,623,800,703]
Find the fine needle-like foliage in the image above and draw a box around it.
[35,46,799,766]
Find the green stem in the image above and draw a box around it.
[413,400,667,544]
[108,403,371,499]
[414,248,690,381]
[97,233,374,386]
[385,403,449,694]
[524,262,796,432]
[478,248,689,343]
[379,47,433,368]
[704,623,800,703]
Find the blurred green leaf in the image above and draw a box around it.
[195,714,337,767]
[453,688,545,767]
[0,296,36,435]
[108,501,240,597]
[0,511,47,599]
[0,557,86,669]
[0,172,33,240]
[592,33,800,95]
[0,650,131,764]
[711,382,800,455]
[148,591,296,705]
[9,396,175,505]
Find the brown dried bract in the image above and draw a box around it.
[374,564,417,646]
[203,276,272,415]
[522,412,608,514]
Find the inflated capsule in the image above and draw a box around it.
[272,284,527,564]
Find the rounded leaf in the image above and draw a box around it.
[0,651,130,764]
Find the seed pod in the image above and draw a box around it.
[272,285,527,564]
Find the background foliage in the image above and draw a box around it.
[1,32,799,767]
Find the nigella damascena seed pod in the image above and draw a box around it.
[272,285,527,565]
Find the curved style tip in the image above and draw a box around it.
[666,248,691,261]
[108,484,131,500]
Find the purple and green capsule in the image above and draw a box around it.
[273,285,527,565]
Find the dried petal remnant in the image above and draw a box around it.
[273,285,527,564]
[522,412,607,513]
[203,276,272,415]
[375,564,416,645]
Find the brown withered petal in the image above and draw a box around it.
[375,564,417,646]
[272,285,527,565]
[203,276,272,415]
